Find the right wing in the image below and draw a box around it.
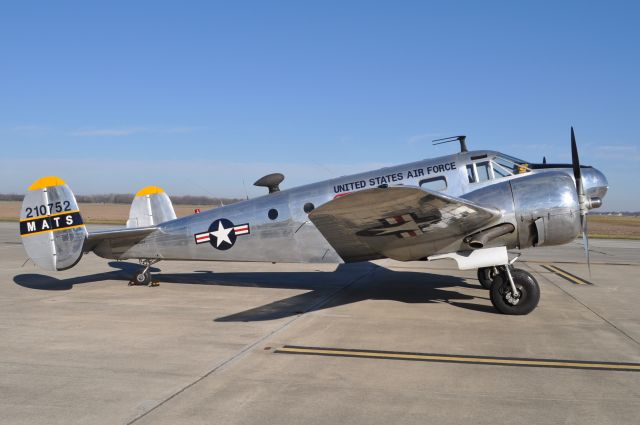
[308,186,501,262]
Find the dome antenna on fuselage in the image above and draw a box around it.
[254,173,285,194]
[432,135,468,153]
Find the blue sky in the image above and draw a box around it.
[1,1,638,210]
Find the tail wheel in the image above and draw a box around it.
[490,268,540,315]
[131,269,151,286]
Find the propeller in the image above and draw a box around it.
[570,127,591,276]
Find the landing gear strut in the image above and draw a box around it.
[129,259,160,287]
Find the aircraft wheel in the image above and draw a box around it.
[511,268,536,282]
[477,267,497,289]
[132,269,151,286]
[490,269,540,315]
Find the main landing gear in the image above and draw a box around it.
[477,261,540,315]
[129,259,160,287]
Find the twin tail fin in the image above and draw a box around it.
[19,176,87,271]
[126,186,176,228]
[20,178,177,271]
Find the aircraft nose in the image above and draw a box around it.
[582,167,608,200]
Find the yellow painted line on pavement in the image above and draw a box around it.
[542,264,593,285]
[275,346,640,372]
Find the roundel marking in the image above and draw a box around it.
[193,218,251,250]
[208,218,236,250]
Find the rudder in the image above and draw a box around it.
[20,176,87,271]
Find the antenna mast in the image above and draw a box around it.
[432,135,468,153]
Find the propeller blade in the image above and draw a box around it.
[581,215,591,277]
[571,127,591,277]
[571,127,584,198]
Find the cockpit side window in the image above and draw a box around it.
[476,162,491,182]
[466,164,475,183]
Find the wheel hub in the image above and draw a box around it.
[504,285,523,306]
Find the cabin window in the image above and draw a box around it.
[303,202,315,213]
[268,208,278,220]
[419,176,447,191]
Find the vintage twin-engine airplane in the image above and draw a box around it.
[20,128,607,315]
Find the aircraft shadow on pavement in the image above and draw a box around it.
[12,261,161,291]
[13,261,494,318]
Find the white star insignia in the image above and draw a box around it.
[210,220,232,247]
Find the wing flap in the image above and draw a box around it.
[308,186,500,262]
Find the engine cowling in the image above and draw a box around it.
[509,171,581,248]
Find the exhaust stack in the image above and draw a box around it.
[466,223,515,249]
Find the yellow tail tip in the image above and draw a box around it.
[135,185,166,197]
[28,176,66,191]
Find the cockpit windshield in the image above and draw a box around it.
[466,152,532,184]
[492,154,531,177]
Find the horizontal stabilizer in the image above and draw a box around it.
[84,226,157,258]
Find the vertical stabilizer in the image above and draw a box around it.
[126,186,177,228]
[20,176,87,270]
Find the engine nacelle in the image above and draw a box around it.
[510,172,581,248]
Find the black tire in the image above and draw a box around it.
[511,268,536,282]
[490,269,540,315]
[133,270,151,286]
[477,267,497,289]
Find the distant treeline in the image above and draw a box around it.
[592,212,640,216]
[0,193,242,206]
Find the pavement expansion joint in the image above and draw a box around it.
[535,268,640,347]
[124,266,377,425]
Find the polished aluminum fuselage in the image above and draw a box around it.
[102,150,608,264]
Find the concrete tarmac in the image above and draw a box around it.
[1,222,639,424]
